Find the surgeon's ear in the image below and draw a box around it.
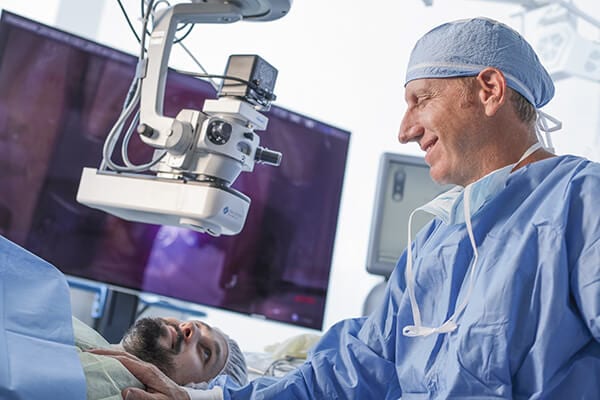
[476,67,507,117]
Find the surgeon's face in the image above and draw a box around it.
[121,317,229,385]
[398,77,486,186]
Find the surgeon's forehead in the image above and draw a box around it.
[404,78,449,100]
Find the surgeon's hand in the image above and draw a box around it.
[88,348,190,400]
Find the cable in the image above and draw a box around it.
[106,0,236,172]
[263,356,303,377]
[102,0,168,173]
[138,0,154,59]
[141,0,217,92]
[117,0,142,44]
[173,23,195,43]
[172,70,277,105]
[176,43,220,91]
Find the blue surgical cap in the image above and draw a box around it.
[405,17,555,108]
[218,330,248,387]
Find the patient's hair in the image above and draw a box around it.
[121,318,178,378]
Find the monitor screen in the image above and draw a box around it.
[0,11,350,330]
[365,153,452,278]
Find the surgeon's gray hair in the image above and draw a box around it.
[509,90,537,127]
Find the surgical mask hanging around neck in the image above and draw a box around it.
[402,142,541,337]
[402,184,476,337]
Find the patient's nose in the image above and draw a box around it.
[180,321,195,340]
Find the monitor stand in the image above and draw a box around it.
[93,289,139,344]
[362,278,388,316]
[66,278,140,343]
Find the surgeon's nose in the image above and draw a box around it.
[398,112,423,144]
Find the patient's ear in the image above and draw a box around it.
[476,67,507,117]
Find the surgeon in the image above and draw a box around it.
[105,17,600,399]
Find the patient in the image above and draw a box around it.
[74,316,247,400]
[0,234,247,399]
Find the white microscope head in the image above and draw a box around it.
[77,0,290,236]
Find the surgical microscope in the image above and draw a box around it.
[77,0,292,236]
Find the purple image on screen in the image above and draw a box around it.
[0,11,350,329]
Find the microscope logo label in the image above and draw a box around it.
[222,206,242,220]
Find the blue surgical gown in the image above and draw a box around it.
[211,155,600,399]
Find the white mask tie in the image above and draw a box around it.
[402,184,476,337]
[535,110,561,153]
[402,142,541,337]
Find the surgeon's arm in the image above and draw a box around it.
[569,170,600,341]
[91,246,409,400]
[93,314,400,399]
[209,314,401,399]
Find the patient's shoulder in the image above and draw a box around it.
[78,345,144,399]
[72,317,144,399]
[72,316,112,350]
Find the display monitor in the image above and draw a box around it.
[366,153,452,278]
[0,11,350,330]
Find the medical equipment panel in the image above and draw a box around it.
[366,153,452,278]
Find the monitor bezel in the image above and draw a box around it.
[365,152,434,278]
[0,9,351,331]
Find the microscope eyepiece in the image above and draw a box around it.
[255,146,282,166]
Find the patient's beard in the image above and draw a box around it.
[121,317,183,379]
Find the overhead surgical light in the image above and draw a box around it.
[77,1,291,236]
[468,1,600,83]
[532,9,600,82]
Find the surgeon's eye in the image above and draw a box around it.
[415,94,431,107]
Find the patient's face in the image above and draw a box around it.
[121,317,229,385]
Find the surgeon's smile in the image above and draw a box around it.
[422,137,438,165]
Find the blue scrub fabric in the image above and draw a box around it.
[0,236,87,400]
[210,155,600,399]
